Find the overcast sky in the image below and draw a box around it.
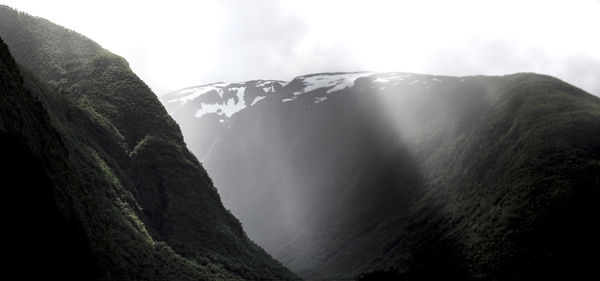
[2,0,599,95]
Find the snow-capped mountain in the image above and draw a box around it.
[161,72,458,120]
[281,72,374,103]
[158,71,472,277]
[159,72,600,280]
[278,71,461,105]
[160,79,286,162]
[162,80,285,121]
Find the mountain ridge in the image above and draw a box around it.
[163,69,600,279]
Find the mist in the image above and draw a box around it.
[160,69,600,279]
[4,2,600,280]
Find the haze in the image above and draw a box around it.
[2,0,599,95]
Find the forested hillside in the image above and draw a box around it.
[0,6,297,280]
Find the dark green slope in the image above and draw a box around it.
[2,35,215,280]
[1,36,101,280]
[412,74,600,280]
[350,74,600,280]
[1,6,296,280]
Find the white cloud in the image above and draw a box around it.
[2,0,599,95]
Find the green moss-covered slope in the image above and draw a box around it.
[0,5,297,280]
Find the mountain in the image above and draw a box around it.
[163,71,600,280]
[161,80,285,161]
[0,6,297,280]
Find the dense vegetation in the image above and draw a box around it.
[0,6,297,280]
[1,35,101,280]
[169,70,600,280]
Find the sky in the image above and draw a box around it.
[1,0,599,96]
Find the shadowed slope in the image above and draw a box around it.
[1,6,297,280]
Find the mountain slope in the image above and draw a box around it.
[164,71,600,279]
[1,35,103,280]
[0,6,296,280]
[161,79,286,162]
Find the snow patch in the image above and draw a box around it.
[371,73,411,85]
[166,80,292,118]
[385,73,411,80]
[251,96,266,106]
[194,87,247,118]
[168,84,226,106]
[294,72,373,96]
[314,96,327,104]
[256,80,285,88]
[373,77,390,83]
[256,80,285,94]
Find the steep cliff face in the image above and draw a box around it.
[0,6,296,280]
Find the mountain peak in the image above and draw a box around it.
[161,79,286,119]
[287,71,374,98]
